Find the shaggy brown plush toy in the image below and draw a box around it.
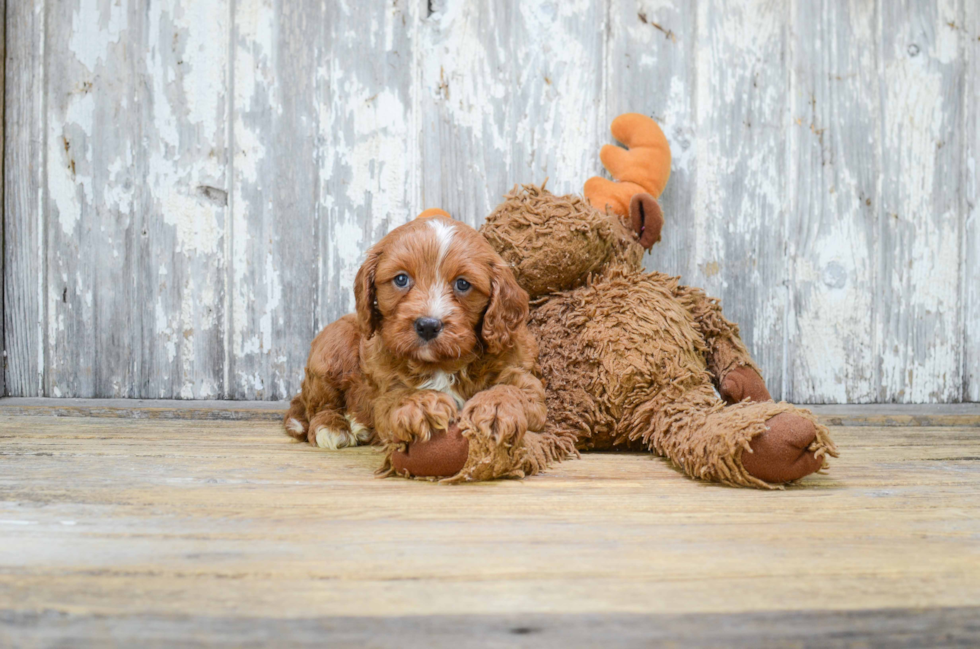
[391,114,838,488]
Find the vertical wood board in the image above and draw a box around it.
[138,0,231,399]
[692,0,789,398]
[230,0,319,400]
[785,0,879,403]
[964,2,979,401]
[44,0,142,397]
[0,0,6,396]
[876,0,965,402]
[3,0,45,397]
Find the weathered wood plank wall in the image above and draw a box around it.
[3,0,978,403]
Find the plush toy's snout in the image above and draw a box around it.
[630,193,663,250]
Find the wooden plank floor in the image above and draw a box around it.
[1,410,979,647]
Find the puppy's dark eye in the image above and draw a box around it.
[393,273,410,288]
[454,278,471,292]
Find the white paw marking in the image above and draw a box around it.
[286,418,306,435]
[347,415,373,444]
[314,427,356,450]
[314,417,373,449]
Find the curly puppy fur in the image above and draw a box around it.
[283,213,551,480]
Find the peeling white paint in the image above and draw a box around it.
[49,93,95,237]
[69,0,128,73]
[878,8,962,402]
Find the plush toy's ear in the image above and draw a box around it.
[481,261,529,355]
[354,248,382,338]
[630,193,664,250]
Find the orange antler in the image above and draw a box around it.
[584,113,672,216]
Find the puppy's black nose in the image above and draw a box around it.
[414,317,443,341]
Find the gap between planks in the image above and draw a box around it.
[0,398,978,427]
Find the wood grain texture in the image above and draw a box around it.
[229,0,318,400]
[40,1,230,399]
[1,415,979,646]
[0,0,5,398]
[692,0,789,399]
[2,0,978,402]
[138,0,230,399]
[964,2,979,402]
[607,0,698,283]
[44,0,141,397]
[4,397,980,426]
[876,0,965,403]
[4,607,980,648]
[786,0,879,403]
[419,0,604,228]
[316,0,420,347]
[3,0,45,397]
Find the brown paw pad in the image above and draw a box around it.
[742,412,823,484]
[720,366,773,404]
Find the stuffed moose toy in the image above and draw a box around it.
[384,113,838,488]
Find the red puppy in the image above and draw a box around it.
[284,211,546,471]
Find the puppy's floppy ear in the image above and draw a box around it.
[481,261,529,355]
[354,248,381,338]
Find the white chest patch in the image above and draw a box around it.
[419,370,466,409]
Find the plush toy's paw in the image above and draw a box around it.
[390,390,459,443]
[720,366,773,404]
[390,423,470,478]
[460,391,528,445]
[741,412,824,484]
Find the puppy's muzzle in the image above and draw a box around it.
[414,317,443,341]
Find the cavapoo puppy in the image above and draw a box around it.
[284,209,546,472]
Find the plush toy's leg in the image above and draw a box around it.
[671,282,771,401]
[385,422,577,483]
[630,385,838,488]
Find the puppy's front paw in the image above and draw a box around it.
[390,391,458,443]
[313,426,359,450]
[310,415,373,449]
[461,391,528,445]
